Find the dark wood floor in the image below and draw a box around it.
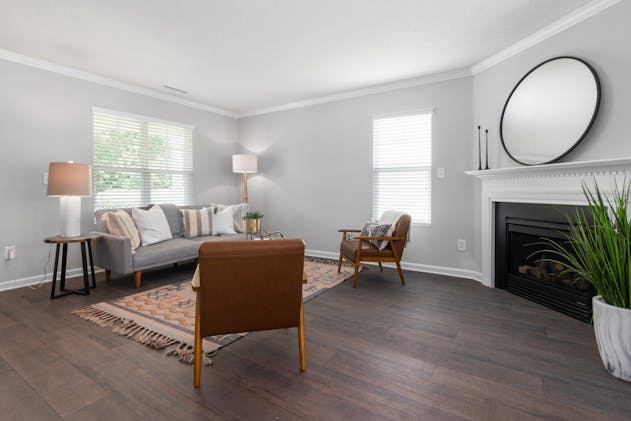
[1,263,630,420]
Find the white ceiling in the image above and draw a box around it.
[0,0,594,115]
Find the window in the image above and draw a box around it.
[93,107,193,209]
[372,112,432,224]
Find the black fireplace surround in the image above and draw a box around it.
[495,202,596,323]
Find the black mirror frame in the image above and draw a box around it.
[499,56,601,166]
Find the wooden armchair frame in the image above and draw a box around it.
[337,228,407,288]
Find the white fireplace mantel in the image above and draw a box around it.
[466,157,631,287]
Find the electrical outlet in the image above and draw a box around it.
[437,167,445,178]
[457,239,466,251]
[4,246,16,260]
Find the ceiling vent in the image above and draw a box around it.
[163,85,188,94]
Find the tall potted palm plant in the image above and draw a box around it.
[540,180,631,382]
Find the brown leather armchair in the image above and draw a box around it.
[193,239,307,387]
[337,214,411,288]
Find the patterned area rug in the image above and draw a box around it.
[73,257,359,364]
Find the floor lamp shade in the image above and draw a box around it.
[232,154,257,174]
[47,162,92,237]
[232,154,257,204]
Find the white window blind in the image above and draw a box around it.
[93,108,193,209]
[372,112,432,224]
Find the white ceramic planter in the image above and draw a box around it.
[592,295,631,382]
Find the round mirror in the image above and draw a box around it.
[500,56,600,165]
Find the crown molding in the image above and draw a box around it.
[1,0,618,119]
[0,48,236,118]
[237,68,472,118]
[471,0,622,75]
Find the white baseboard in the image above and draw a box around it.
[305,249,340,260]
[305,249,483,284]
[2,252,482,292]
[0,267,104,292]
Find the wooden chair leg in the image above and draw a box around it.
[105,269,111,281]
[298,300,306,372]
[337,253,343,273]
[378,262,383,272]
[194,292,202,387]
[395,262,405,286]
[352,262,360,288]
[134,271,142,289]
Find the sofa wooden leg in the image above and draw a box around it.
[194,291,202,387]
[134,271,142,289]
[352,263,360,288]
[378,262,383,272]
[395,262,405,286]
[298,300,306,372]
[105,269,111,281]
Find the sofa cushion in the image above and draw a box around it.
[215,203,247,232]
[94,207,136,232]
[133,239,200,271]
[132,206,172,246]
[190,233,244,243]
[214,207,237,234]
[181,207,215,237]
[156,204,186,238]
[101,210,141,252]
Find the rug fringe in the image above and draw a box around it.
[73,306,211,365]
[166,343,215,366]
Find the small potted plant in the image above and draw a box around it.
[539,180,631,381]
[243,210,264,234]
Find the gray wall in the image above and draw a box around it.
[3,0,627,286]
[0,58,238,285]
[238,77,477,273]
[471,0,631,268]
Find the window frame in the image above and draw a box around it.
[92,106,195,210]
[371,109,433,227]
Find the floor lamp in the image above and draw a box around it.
[232,154,257,204]
[47,162,92,237]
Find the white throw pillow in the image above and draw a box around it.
[131,205,173,246]
[214,207,237,235]
[215,203,247,232]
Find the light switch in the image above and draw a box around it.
[43,172,48,185]
[437,167,445,178]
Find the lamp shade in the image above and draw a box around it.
[232,154,257,173]
[47,162,92,197]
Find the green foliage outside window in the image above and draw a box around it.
[93,128,173,193]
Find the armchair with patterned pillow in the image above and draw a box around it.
[337,211,411,288]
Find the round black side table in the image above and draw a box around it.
[44,234,99,299]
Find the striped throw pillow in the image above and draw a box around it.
[181,208,215,238]
[101,210,141,252]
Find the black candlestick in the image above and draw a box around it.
[484,129,489,170]
[477,126,482,170]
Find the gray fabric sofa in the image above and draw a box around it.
[92,204,243,288]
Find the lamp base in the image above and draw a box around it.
[59,196,82,237]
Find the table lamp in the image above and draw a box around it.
[232,154,257,203]
[47,162,92,237]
